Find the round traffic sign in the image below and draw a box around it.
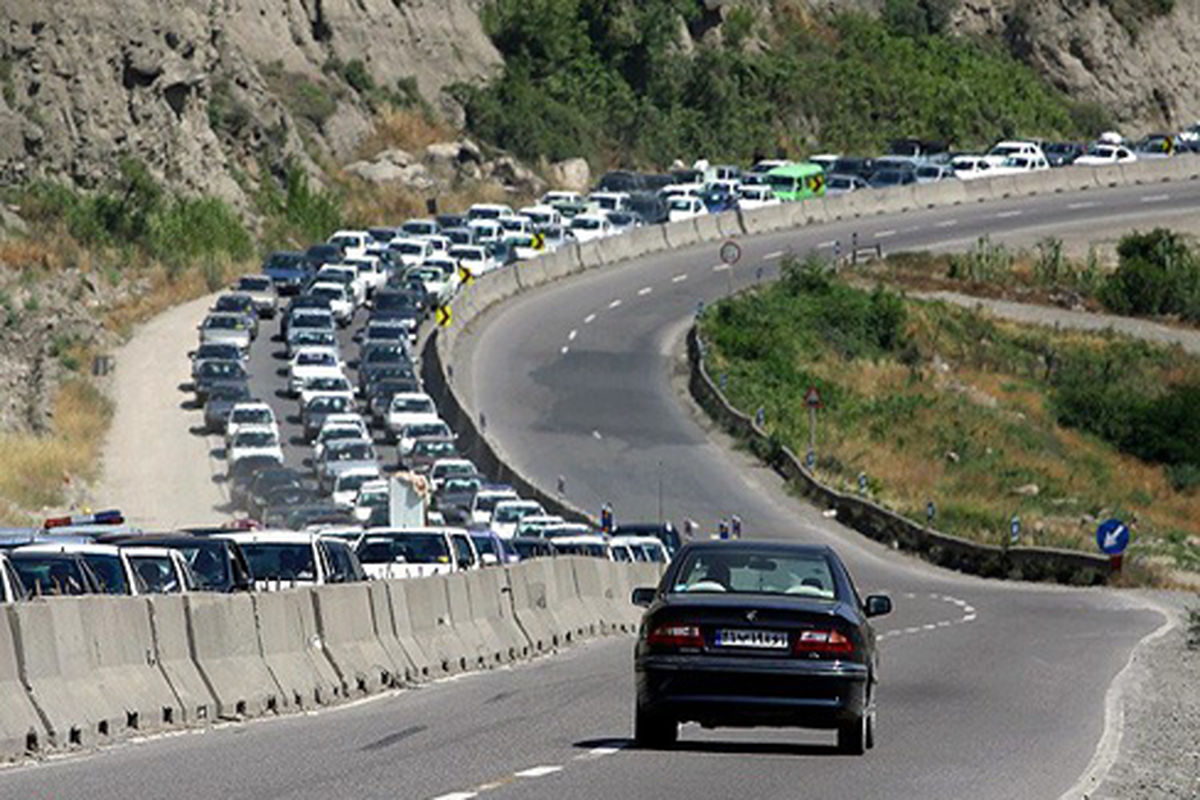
[1096,518,1130,555]
[719,240,742,265]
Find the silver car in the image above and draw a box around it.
[198,313,252,353]
[233,275,279,318]
[316,440,379,492]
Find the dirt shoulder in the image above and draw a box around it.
[93,292,229,529]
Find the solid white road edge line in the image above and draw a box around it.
[1056,598,1178,800]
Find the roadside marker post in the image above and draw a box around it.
[804,386,823,467]
[1010,515,1021,545]
[926,501,936,524]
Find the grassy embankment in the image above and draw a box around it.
[699,255,1200,579]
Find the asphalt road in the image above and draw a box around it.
[20,180,1193,799]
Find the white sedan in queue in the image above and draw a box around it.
[288,348,344,396]
[569,213,613,243]
[227,425,284,465]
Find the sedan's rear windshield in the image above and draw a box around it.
[358,534,450,564]
[672,551,837,599]
[241,543,316,581]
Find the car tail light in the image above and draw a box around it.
[793,629,855,656]
[647,623,705,649]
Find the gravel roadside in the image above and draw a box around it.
[93,291,229,529]
[1086,590,1200,800]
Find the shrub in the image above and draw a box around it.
[257,162,345,247]
[1100,229,1200,320]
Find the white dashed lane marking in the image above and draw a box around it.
[671,273,688,282]
[817,240,837,248]
[933,219,958,228]
[591,430,603,440]
[560,346,569,355]
[874,229,896,239]
[1068,201,1098,210]
[584,313,596,324]
[637,286,652,296]
[996,210,1022,218]
[763,250,784,260]
[876,593,979,642]
[431,793,478,800]
[713,263,730,272]
[514,766,564,778]
[568,329,577,341]
[608,299,622,309]
[1141,194,1170,203]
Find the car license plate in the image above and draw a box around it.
[714,629,789,650]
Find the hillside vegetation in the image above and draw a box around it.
[699,254,1200,577]
[456,0,1101,168]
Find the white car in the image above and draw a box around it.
[288,348,344,396]
[343,256,387,295]
[468,218,504,243]
[660,183,704,199]
[988,154,1050,176]
[319,412,369,439]
[489,499,546,539]
[470,488,520,525]
[307,281,355,325]
[429,458,480,490]
[420,234,452,254]
[401,218,440,238]
[949,155,994,181]
[569,213,613,242]
[548,534,613,560]
[215,531,365,589]
[353,478,390,523]
[1074,145,1138,166]
[520,205,563,228]
[610,535,671,564]
[314,423,372,463]
[227,425,284,465]
[331,466,383,508]
[328,230,369,260]
[388,237,434,268]
[354,528,476,579]
[737,185,781,210]
[404,263,454,303]
[397,419,453,456]
[298,375,355,408]
[225,402,277,445]
[423,256,462,288]
[588,191,632,212]
[498,215,534,237]
[385,392,439,437]
[314,265,367,307]
[515,514,566,538]
[540,191,584,207]
[667,196,706,222]
[467,203,515,221]
[15,542,156,596]
[503,233,540,261]
[0,552,22,601]
[982,140,1046,168]
[448,245,491,276]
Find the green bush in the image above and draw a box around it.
[1099,229,1200,320]
[257,162,345,247]
[462,2,1078,167]
[15,159,253,273]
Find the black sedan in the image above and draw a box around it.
[631,541,891,754]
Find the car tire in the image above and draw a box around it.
[865,710,876,750]
[634,704,677,749]
[837,713,867,756]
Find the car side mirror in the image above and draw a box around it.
[865,594,893,618]
[631,587,656,607]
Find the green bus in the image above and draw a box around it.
[764,163,827,201]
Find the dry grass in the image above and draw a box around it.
[338,174,535,228]
[0,378,112,521]
[355,107,457,158]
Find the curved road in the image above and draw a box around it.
[14,181,1194,799]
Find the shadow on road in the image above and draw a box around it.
[572,737,839,757]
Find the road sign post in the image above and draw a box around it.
[720,240,741,296]
[804,386,822,467]
[926,501,936,524]
[857,472,867,495]
[1010,515,1020,546]
[1095,518,1130,571]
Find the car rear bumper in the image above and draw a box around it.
[636,654,869,728]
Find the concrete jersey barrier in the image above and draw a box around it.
[311,584,399,694]
[145,594,217,725]
[252,589,342,709]
[0,606,46,759]
[185,593,282,719]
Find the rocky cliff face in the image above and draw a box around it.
[953,0,1200,131]
[0,0,501,204]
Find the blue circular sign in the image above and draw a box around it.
[1096,518,1129,555]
